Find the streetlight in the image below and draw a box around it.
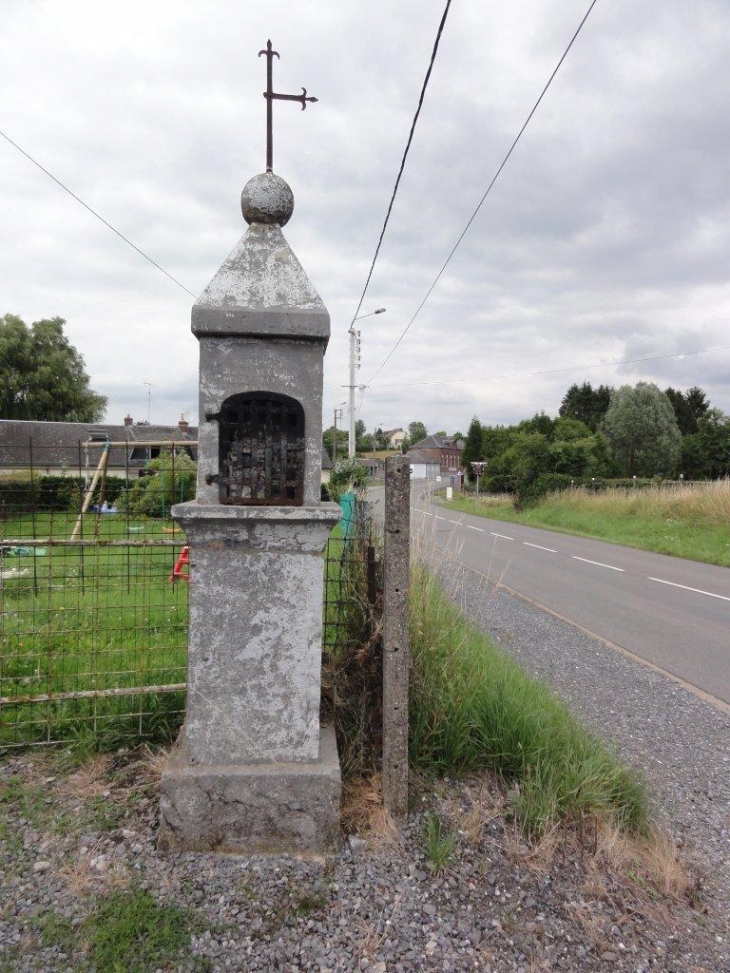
[348,308,386,459]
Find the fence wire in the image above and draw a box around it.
[0,440,194,750]
[1,439,370,752]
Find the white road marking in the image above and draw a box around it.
[491,532,514,541]
[572,556,624,572]
[466,525,484,532]
[447,519,460,525]
[648,577,730,603]
[524,542,558,554]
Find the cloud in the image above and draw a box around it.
[1,0,729,437]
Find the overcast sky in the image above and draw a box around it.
[2,0,729,437]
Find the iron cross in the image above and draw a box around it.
[259,40,317,173]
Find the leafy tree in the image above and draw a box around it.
[322,424,348,461]
[408,421,428,445]
[518,412,555,439]
[685,386,710,425]
[326,458,368,501]
[548,438,599,477]
[602,383,681,476]
[552,417,593,441]
[374,428,390,450]
[559,382,612,432]
[461,417,484,481]
[121,449,197,518]
[665,386,710,435]
[502,432,551,508]
[0,314,107,421]
[681,408,730,479]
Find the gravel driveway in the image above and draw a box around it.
[1,561,729,972]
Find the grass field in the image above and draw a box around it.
[0,511,189,749]
[1,510,359,752]
[443,482,730,566]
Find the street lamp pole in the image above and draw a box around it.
[348,308,386,459]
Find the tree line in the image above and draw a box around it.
[462,381,730,506]
[323,420,434,458]
[1,314,107,422]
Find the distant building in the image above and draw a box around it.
[383,428,406,450]
[405,450,441,480]
[406,435,463,478]
[0,416,196,478]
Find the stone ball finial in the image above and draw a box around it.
[241,172,294,227]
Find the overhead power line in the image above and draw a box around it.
[365,0,601,386]
[0,128,197,299]
[349,0,453,327]
[365,344,730,390]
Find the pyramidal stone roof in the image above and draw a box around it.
[192,172,329,342]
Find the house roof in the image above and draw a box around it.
[0,420,197,472]
[1,419,336,477]
[409,434,462,450]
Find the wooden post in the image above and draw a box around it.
[70,443,111,540]
[383,455,410,822]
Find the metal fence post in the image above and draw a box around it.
[383,455,410,822]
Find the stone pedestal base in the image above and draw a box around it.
[158,725,341,855]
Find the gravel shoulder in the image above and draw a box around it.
[1,563,729,972]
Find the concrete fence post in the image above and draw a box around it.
[383,455,410,822]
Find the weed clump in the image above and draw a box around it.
[409,564,649,838]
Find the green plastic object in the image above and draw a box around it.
[339,491,355,538]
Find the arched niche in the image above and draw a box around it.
[218,392,305,505]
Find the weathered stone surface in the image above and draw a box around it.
[241,172,294,227]
[192,223,328,332]
[158,725,341,854]
[162,160,341,855]
[194,337,325,505]
[171,503,340,765]
[383,456,410,823]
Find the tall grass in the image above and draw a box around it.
[447,481,730,566]
[409,563,649,837]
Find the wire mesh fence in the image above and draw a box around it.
[0,440,196,751]
[1,440,374,753]
[321,497,384,778]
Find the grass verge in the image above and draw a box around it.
[441,481,730,566]
[409,563,649,838]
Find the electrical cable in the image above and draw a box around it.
[348,0,453,327]
[0,128,197,299]
[364,343,730,389]
[365,0,601,386]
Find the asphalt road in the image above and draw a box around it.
[369,483,730,709]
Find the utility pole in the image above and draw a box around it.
[347,308,386,458]
[333,406,344,462]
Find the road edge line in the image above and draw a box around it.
[438,557,730,718]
